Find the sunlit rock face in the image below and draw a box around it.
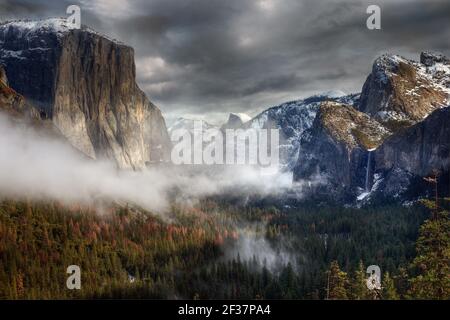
[0,19,171,169]
[359,54,449,130]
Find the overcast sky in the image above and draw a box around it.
[1,0,449,124]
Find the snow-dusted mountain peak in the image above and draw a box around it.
[0,18,124,45]
[168,117,218,137]
[0,18,78,35]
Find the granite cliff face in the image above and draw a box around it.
[0,19,171,169]
[293,101,390,199]
[372,106,450,199]
[375,107,450,176]
[358,54,449,130]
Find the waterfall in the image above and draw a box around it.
[365,151,372,192]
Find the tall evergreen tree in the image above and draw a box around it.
[326,261,349,300]
[349,261,369,299]
[382,272,399,300]
[409,201,450,299]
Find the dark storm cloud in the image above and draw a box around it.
[0,0,48,15]
[1,0,449,123]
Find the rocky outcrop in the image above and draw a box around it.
[420,51,450,69]
[0,19,171,169]
[293,101,390,198]
[0,65,8,85]
[359,54,449,130]
[0,65,40,119]
[372,106,450,198]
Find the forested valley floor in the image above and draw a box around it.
[0,197,448,299]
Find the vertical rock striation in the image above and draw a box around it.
[0,19,171,169]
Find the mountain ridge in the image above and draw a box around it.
[1,19,448,204]
[290,53,450,203]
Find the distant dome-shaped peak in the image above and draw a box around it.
[229,112,251,123]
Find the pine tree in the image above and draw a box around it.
[409,202,450,299]
[349,261,369,299]
[395,267,409,298]
[326,261,349,300]
[382,272,399,300]
[280,263,297,299]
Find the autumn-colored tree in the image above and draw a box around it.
[326,261,349,300]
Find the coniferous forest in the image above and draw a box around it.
[1,197,448,299]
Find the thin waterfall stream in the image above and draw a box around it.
[365,151,372,192]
